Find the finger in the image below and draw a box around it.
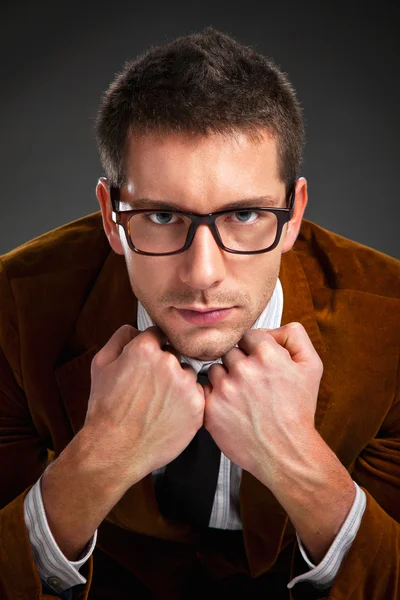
[119,325,169,367]
[93,324,140,370]
[207,363,227,385]
[132,325,168,349]
[220,347,245,371]
[265,322,317,365]
[162,344,181,363]
[236,326,303,364]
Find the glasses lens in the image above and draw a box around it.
[128,210,279,254]
[129,212,192,253]
[215,210,278,251]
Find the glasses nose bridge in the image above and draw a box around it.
[188,213,221,250]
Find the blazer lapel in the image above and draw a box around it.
[55,250,136,438]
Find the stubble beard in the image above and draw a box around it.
[131,269,280,361]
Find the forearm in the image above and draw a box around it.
[262,427,356,564]
[41,427,130,560]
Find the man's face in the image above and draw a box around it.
[98,130,307,360]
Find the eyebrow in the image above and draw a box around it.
[123,195,282,211]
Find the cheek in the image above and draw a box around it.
[126,257,173,300]
[246,257,281,300]
[233,255,279,286]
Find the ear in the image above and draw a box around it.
[96,177,125,256]
[280,177,308,254]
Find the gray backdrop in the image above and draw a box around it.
[1,0,398,258]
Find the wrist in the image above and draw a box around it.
[54,426,131,502]
[40,428,132,561]
[254,421,318,491]
[266,427,353,508]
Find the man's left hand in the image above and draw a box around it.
[203,322,324,486]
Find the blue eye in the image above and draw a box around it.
[230,211,259,223]
[148,213,178,225]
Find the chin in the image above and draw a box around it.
[166,330,239,361]
[185,351,222,361]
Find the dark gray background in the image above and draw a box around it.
[1,0,398,258]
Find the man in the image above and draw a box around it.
[0,27,399,600]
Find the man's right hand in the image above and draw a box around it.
[40,324,205,561]
[82,324,206,492]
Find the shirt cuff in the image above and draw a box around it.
[23,473,97,594]
[287,480,367,590]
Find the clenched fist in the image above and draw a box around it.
[83,324,205,492]
[203,321,323,486]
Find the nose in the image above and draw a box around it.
[178,223,227,289]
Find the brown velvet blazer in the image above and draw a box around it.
[0,213,399,600]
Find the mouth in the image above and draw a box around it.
[174,307,235,325]
[177,306,232,313]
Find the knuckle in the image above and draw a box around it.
[91,352,102,371]
[220,376,234,396]
[314,354,324,372]
[118,324,136,340]
[308,352,323,373]
[257,339,274,357]
[233,360,250,377]
[182,373,193,389]
[181,368,196,385]
[136,338,157,357]
[164,351,178,369]
[192,392,204,409]
[286,321,304,333]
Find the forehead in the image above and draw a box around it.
[124,130,284,208]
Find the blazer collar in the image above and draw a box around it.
[54,245,333,576]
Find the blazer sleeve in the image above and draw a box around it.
[289,358,400,600]
[0,259,93,600]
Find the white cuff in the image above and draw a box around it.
[23,474,97,593]
[287,481,367,590]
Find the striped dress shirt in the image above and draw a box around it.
[24,277,366,595]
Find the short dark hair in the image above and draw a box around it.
[95,27,304,194]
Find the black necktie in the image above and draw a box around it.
[154,368,221,530]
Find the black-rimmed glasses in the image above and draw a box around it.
[110,185,295,256]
